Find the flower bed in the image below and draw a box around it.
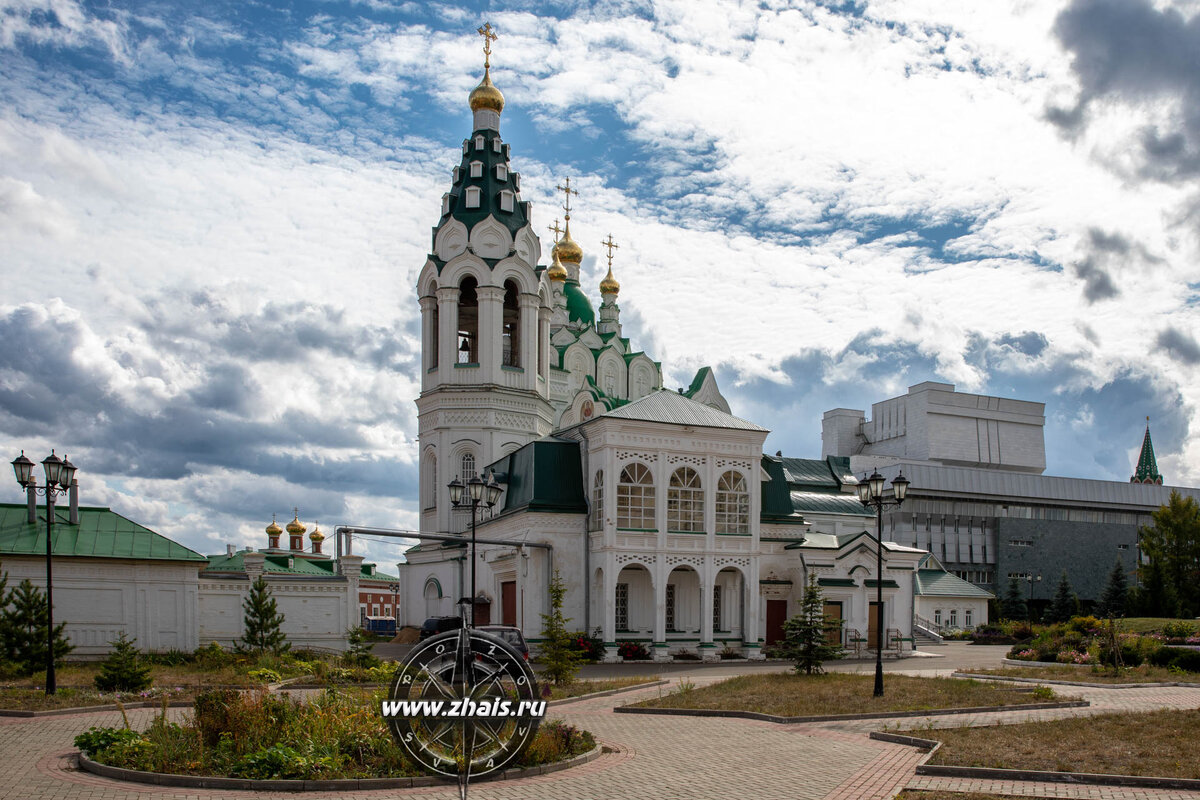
[1005,617,1200,674]
[75,687,596,781]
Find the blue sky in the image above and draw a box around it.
[2,0,1199,565]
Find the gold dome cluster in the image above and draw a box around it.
[552,227,583,265]
[286,512,306,536]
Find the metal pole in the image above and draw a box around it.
[45,490,56,696]
[874,501,883,698]
[470,500,477,629]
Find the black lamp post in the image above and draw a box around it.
[448,470,502,627]
[389,581,400,627]
[856,469,910,698]
[11,449,77,696]
[1025,573,1042,624]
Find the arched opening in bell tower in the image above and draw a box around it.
[457,275,479,363]
[502,280,520,367]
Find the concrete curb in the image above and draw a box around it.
[0,700,193,718]
[953,671,1200,689]
[612,700,1089,724]
[76,744,605,790]
[549,679,670,706]
[913,763,1200,791]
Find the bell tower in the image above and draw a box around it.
[415,24,555,535]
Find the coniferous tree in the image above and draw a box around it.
[1096,559,1129,619]
[0,579,73,676]
[538,570,580,686]
[1001,576,1026,621]
[94,632,153,692]
[782,574,842,675]
[238,577,289,655]
[1049,571,1077,623]
[0,566,13,672]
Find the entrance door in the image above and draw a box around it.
[765,599,787,645]
[823,601,843,646]
[868,601,883,649]
[501,581,516,627]
[473,600,491,627]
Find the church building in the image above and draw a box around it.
[395,28,979,660]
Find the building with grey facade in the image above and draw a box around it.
[822,382,1198,606]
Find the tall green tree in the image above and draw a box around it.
[1139,491,1200,616]
[782,574,842,675]
[0,578,73,676]
[1134,557,1177,618]
[1048,571,1078,623]
[238,576,289,655]
[1096,559,1129,618]
[1001,576,1026,621]
[538,569,580,686]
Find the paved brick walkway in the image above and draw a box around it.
[3,677,1200,800]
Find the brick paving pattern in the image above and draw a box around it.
[3,670,1200,799]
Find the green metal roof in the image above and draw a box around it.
[762,454,869,523]
[1132,423,1164,484]
[0,503,208,562]
[202,549,394,580]
[433,129,529,257]
[605,390,767,431]
[489,437,588,514]
[914,569,994,599]
[760,456,807,525]
[683,366,712,399]
[563,280,595,327]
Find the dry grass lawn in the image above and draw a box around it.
[926,709,1200,778]
[961,664,1197,684]
[549,676,658,700]
[0,686,195,710]
[631,673,1064,716]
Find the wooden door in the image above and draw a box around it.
[473,599,491,627]
[501,581,516,627]
[765,599,787,645]
[823,601,843,646]
[868,601,883,649]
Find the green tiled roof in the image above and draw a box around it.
[434,128,529,252]
[762,454,870,524]
[760,456,807,525]
[1132,423,1163,484]
[488,437,587,514]
[0,503,207,562]
[914,569,994,599]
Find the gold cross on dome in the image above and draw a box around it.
[555,177,578,218]
[477,22,497,68]
[548,218,564,243]
[601,234,619,268]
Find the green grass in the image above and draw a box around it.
[925,709,1200,779]
[630,673,1066,717]
[1117,617,1191,634]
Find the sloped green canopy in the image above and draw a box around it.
[0,503,207,562]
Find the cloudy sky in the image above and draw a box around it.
[2,0,1199,565]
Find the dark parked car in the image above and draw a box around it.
[477,625,530,660]
[419,616,462,640]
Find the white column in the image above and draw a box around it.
[537,306,551,390]
[477,285,504,384]
[518,293,539,391]
[700,558,716,660]
[435,286,458,385]
[602,556,619,662]
[652,560,669,661]
[420,295,437,387]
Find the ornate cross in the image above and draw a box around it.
[602,234,619,268]
[477,22,497,68]
[555,177,578,218]
[548,218,564,243]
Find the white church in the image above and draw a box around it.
[393,31,988,662]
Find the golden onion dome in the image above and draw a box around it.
[553,228,583,264]
[309,522,325,542]
[469,69,505,114]
[265,517,282,536]
[285,513,306,535]
[600,265,620,295]
[547,250,568,282]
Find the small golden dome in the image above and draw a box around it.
[285,512,306,535]
[469,69,505,114]
[553,227,583,264]
[309,522,325,542]
[600,265,620,295]
[547,250,568,282]
[265,517,282,536]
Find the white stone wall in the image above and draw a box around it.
[198,575,358,652]
[1,556,200,656]
[916,595,989,631]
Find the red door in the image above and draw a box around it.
[501,581,516,627]
[473,600,491,627]
[765,599,787,645]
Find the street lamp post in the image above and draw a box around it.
[856,469,910,698]
[1026,573,1042,624]
[11,449,77,696]
[389,581,400,631]
[448,470,502,627]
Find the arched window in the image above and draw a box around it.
[502,280,520,367]
[715,471,749,534]
[425,453,437,509]
[590,470,604,530]
[458,276,478,363]
[667,467,703,532]
[430,301,439,368]
[424,579,442,618]
[617,462,655,530]
[461,453,476,481]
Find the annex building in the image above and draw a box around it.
[393,35,985,660]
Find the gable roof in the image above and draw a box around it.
[0,503,207,562]
[604,390,767,431]
[915,569,995,599]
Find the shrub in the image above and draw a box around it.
[146,648,191,667]
[617,641,649,660]
[670,649,700,661]
[718,645,742,659]
[1150,646,1200,673]
[342,627,380,668]
[94,633,153,693]
[568,631,605,662]
[193,641,234,670]
[74,726,144,756]
[1162,620,1197,641]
